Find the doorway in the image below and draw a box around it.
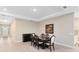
[0,24,11,43]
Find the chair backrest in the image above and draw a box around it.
[50,35,55,44]
[31,33,35,37]
[40,33,45,39]
[45,33,50,39]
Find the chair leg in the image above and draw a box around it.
[53,43,55,51]
[50,43,55,52]
[34,42,36,47]
[33,42,36,47]
[37,43,39,50]
[31,42,32,46]
[38,45,39,50]
[50,45,52,52]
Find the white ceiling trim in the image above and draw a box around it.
[74,7,79,18]
[0,8,74,22]
[39,8,74,21]
[0,12,38,22]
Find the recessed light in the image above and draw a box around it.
[33,8,37,12]
[3,8,7,11]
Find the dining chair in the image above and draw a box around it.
[33,34,46,49]
[31,33,35,46]
[46,35,55,52]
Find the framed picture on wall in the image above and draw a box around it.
[45,24,54,34]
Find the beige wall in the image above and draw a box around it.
[16,18,39,42]
[74,17,79,46]
[38,13,74,47]
[11,18,39,42]
[10,13,74,47]
[10,19,16,42]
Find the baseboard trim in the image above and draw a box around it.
[55,42,74,48]
[16,41,74,48]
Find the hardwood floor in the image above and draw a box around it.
[0,38,79,52]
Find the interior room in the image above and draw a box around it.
[0,6,79,52]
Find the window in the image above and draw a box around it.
[0,24,10,38]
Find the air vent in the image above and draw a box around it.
[63,6,67,9]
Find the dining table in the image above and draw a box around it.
[37,37,50,49]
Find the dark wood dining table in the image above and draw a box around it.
[38,38,50,49]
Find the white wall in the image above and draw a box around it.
[38,13,74,47]
[10,18,39,42]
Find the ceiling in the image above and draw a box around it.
[0,6,75,21]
